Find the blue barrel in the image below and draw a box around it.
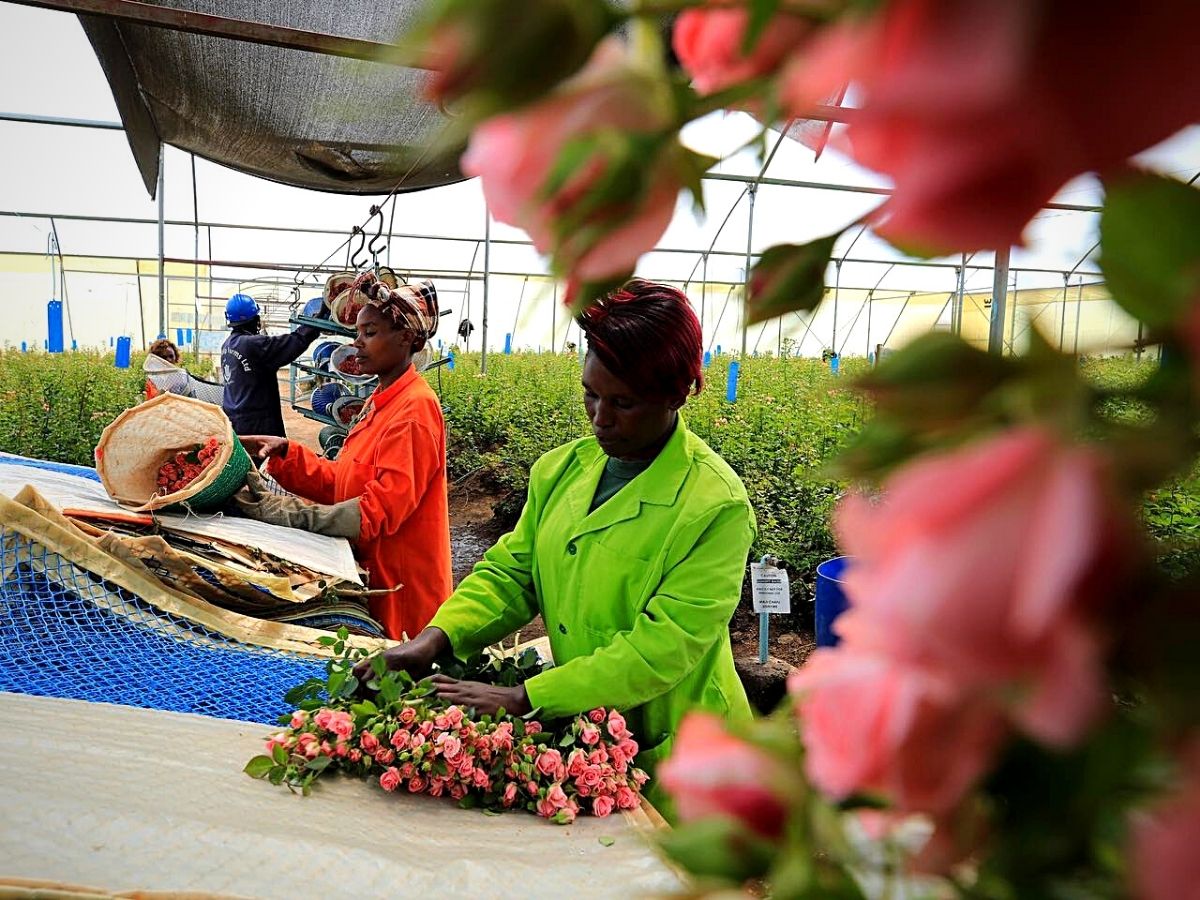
[47,300,64,353]
[815,555,852,647]
[504,333,512,355]
[114,336,132,369]
[703,350,711,367]
[447,351,455,371]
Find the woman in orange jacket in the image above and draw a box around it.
[239,279,452,640]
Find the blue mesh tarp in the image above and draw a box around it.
[0,452,102,482]
[0,526,325,725]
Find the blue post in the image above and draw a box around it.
[109,336,114,347]
[725,360,740,402]
[20,342,26,353]
[830,354,840,375]
[447,351,456,371]
[47,300,65,353]
[703,350,711,367]
[71,340,77,351]
[186,328,193,344]
[114,336,132,369]
[716,344,722,355]
[503,333,512,355]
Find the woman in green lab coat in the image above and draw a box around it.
[358,279,756,788]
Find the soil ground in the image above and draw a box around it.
[281,403,810,696]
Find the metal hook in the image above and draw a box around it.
[367,204,388,265]
[349,225,367,270]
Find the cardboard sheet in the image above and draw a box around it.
[0,464,360,585]
[0,694,682,898]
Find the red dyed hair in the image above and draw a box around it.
[577,279,703,403]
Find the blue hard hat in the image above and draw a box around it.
[225,293,260,326]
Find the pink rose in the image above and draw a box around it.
[409,733,426,750]
[374,748,395,766]
[328,711,354,740]
[588,747,608,765]
[1131,742,1200,900]
[449,782,468,801]
[398,707,417,725]
[433,714,450,730]
[407,776,427,793]
[673,2,814,95]
[833,428,1126,746]
[580,724,601,746]
[348,749,363,764]
[588,708,606,724]
[659,713,795,838]
[418,720,434,738]
[615,786,639,810]
[576,782,592,798]
[536,749,564,778]
[526,780,539,794]
[461,39,681,287]
[289,710,309,729]
[606,711,630,741]
[472,768,491,789]
[546,783,570,810]
[536,797,557,818]
[446,706,465,728]
[524,721,542,736]
[566,749,588,779]
[502,782,519,807]
[360,731,380,754]
[264,732,291,754]
[791,649,1005,814]
[313,708,335,731]
[458,757,475,778]
[592,794,615,818]
[437,734,462,760]
[379,766,401,793]
[492,722,514,751]
[428,778,446,798]
[780,1,1200,253]
[579,766,603,789]
[390,730,410,751]
[632,768,649,789]
[400,763,415,779]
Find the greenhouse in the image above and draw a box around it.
[1,1,1198,899]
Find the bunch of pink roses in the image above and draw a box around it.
[249,699,647,825]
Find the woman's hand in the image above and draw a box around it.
[240,435,288,461]
[431,676,531,717]
[353,627,449,683]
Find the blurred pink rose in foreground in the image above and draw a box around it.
[781,0,1200,253]
[834,427,1125,747]
[462,39,680,286]
[673,3,815,94]
[1131,741,1200,900]
[791,649,1005,813]
[659,712,792,839]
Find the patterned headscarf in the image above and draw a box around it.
[352,274,439,340]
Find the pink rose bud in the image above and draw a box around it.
[535,749,563,778]
[592,794,615,818]
[673,1,815,94]
[524,721,542,736]
[360,731,380,754]
[502,782,519,807]
[289,710,309,729]
[407,776,427,793]
[375,748,396,766]
[580,724,601,746]
[588,708,606,724]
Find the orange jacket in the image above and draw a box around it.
[268,365,452,639]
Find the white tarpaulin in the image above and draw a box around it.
[0,460,360,584]
[0,693,682,898]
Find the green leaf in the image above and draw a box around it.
[316,635,337,646]
[305,755,333,773]
[351,699,379,718]
[243,755,274,779]
[337,625,349,641]
[1100,171,1200,327]
[659,817,776,882]
[370,654,387,678]
[598,836,616,847]
[267,766,286,786]
[271,744,289,766]
[379,677,401,705]
[482,808,503,817]
[746,232,843,325]
[559,732,575,748]
[284,678,325,706]
[327,670,346,698]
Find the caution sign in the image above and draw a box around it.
[750,562,791,614]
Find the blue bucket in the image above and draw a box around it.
[815,555,853,647]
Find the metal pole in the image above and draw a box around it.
[551,280,556,354]
[954,255,966,335]
[1135,322,1145,362]
[831,259,841,353]
[987,247,1010,356]
[777,316,782,356]
[865,291,872,358]
[741,184,757,357]
[1008,269,1018,353]
[191,153,200,351]
[481,206,490,375]
[157,148,166,340]
[1059,272,1068,350]
[1073,277,1083,354]
[700,252,708,342]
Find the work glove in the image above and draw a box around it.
[230,469,361,540]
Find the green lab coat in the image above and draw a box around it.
[430,416,756,779]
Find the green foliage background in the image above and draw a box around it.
[0,349,1192,594]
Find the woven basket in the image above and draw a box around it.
[94,393,252,512]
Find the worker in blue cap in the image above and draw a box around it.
[221,293,322,436]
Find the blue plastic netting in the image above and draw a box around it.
[0,452,102,482]
[0,527,325,724]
